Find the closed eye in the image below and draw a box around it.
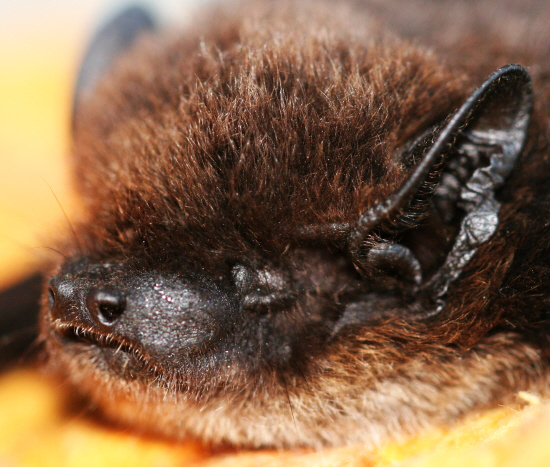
[231,264,297,313]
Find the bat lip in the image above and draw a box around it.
[51,321,161,374]
[55,322,133,352]
[49,321,234,394]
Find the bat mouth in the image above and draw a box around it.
[52,322,156,374]
[56,323,133,352]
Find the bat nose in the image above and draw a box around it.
[86,288,126,326]
[47,262,241,368]
[48,278,127,328]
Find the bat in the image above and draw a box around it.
[3,0,550,450]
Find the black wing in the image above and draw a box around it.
[0,273,43,368]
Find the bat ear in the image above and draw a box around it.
[417,64,533,315]
[345,65,533,320]
[349,64,533,256]
[298,65,533,256]
[72,5,157,127]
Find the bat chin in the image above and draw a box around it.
[45,320,548,450]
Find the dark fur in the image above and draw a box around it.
[39,0,550,449]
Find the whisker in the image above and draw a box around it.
[42,178,82,255]
[33,246,67,260]
[0,233,55,262]
[292,361,311,393]
[282,374,298,436]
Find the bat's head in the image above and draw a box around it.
[41,3,536,448]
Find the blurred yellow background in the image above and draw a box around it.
[0,2,82,287]
[0,0,202,289]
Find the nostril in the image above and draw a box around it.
[86,288,126,326]
[48,286,56,311]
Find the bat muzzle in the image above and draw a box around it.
[46,259,239,374]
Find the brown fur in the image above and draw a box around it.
[42,0,550,449]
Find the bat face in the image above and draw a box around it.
[39,0,550,449]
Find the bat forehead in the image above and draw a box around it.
[71,7,469,259]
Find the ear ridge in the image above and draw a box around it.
[72,5,157,128]
[460,64,533,181]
